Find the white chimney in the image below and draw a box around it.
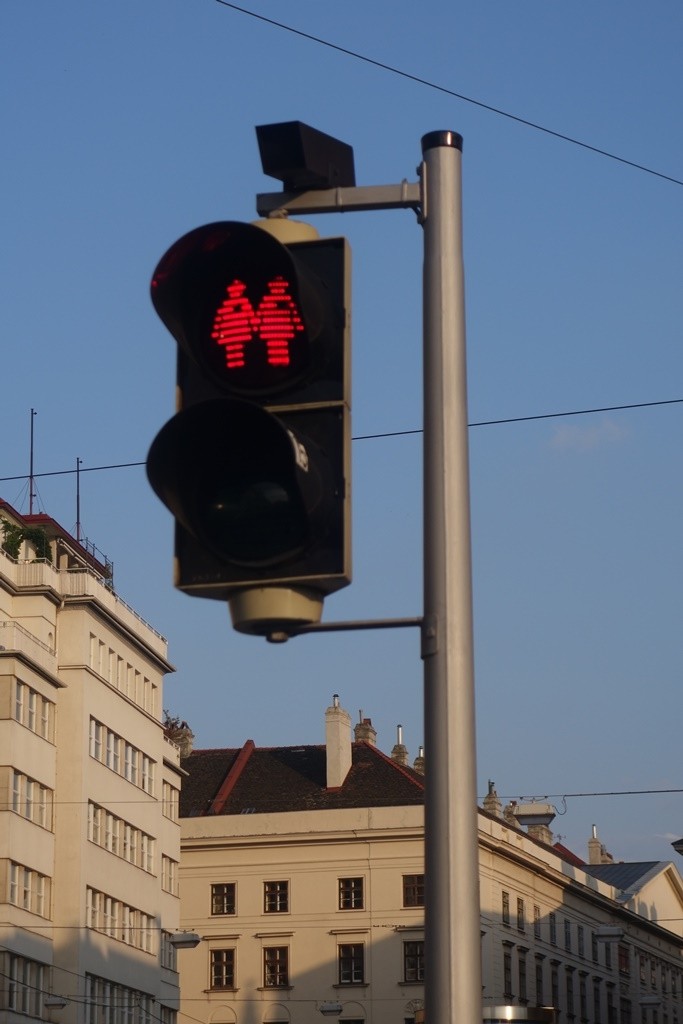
[325,694,352,788]
[391,724,409,766]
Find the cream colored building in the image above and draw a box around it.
[0,500,183,1024]
[179,699,683,1024]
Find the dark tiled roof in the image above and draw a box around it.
[583,861,661,892]
[180,741,424,817]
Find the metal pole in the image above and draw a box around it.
[421,131,481,1024]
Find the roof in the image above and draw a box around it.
[583,861,663,894]
[180,740,425,818]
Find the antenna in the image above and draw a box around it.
[29,409,37,514]
[75,458,82,542]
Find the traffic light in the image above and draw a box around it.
[146,218,351,637]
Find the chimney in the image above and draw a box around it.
[325,695,352,788]
[588,824,614,865]
[413,745,425,775]
[391,724,409,766]
[354,711,377,745]
[483,779,502,818]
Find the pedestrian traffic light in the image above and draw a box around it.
[146,218,351,637]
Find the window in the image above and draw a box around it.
[517,897,525,932]
[264,880,289,913]
[403,941,424,983]
[160,932,178,972]
[161,856,178,896]
[11,770,53,830]
[339,877,364,910]
[211,883,236,916]
[211,949,235,989]
[338,944,364,985]
[592,932,599,963]
[9,861,50,917]
[551,963,560,1009]
[86,887,155,954]
[88,802,155,872]
[162,781,180,821]
[85,974,154,1024]
[502,891,511,926]
[533,905,541,939]
[564,918,572,952]
[503,946,513,999]
[90,718,155,794]
[579,974,588,1019]
[7,954,46,1017]
[402,874,424,907]
[535,959,544,1005]
[617,944,630,977]
[518,951,528,1002]
[549,912,557,946]
[578,924,585,958]
[566,969,575,1017]
[263,947,289,988]
[593,979,602,1023]
[15,681,54,740]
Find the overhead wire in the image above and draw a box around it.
[213,0,683,189]
[1,395,682,486]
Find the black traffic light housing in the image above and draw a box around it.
[146,219,351,636]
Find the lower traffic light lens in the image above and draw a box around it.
[201,475,308,566]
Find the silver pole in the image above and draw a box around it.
[422,131,481,1024]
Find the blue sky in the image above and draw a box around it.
[3,0,683,865]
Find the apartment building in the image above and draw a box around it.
[178,698,683,1024]
[0,500,183,1024]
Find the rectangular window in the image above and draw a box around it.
[211,949,235,989]
[339,877,364,910]
[403,941,424,983]
[160,931,178,972]
[86,886,156,955]
[533,905,541,939]
[7,954,46,1017]
[549,912,557,946]
[517,897,525,932]
[402,874,424,908]
[11,770,53,829]
[564,918,572,952]
[502,891,511,926]
[592,932,599,963]
[593,980,602,1023]
[263,947,289,988]
[162,781,180,821]
[566,970,575,1016]
[578,924,585,958]
[580,974,588,1019]
[338,943,364,985]
[161,856,178,896]
[535,960,544,1005]
[8,861,51,918]
[211,883,236,916]
[618,944,630,976]
[264,880,289,913]
[15,681,54,740]
[518,953,527,1002]
[503,947,513,999]
[551,965,559,1009]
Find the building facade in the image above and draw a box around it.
[0,501,183,1024]
[178,699,683,1024]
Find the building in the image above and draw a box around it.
[178,698,683,1024]
[0,500,183,1024]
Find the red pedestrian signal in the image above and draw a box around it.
[146,219,351,637]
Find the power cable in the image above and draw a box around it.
[1,396,682,486]
[213,0,683,189]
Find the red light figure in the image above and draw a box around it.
[256,275,304,367]
[211,280,258,369]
